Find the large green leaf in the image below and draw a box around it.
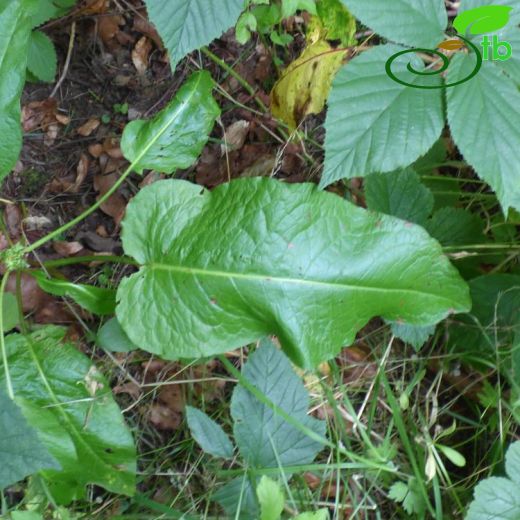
[121,71,220,174]
[0,327,136,504]
[231,340,326,468]
[364,168,434,225]
[340,0,447,47]
[321,45,444,188]
[0,388,59,490]
[116,177,470,369]
[143,0,245,70]
[0,0,37,180]
[214,476,259,519]
[447,53,520,212]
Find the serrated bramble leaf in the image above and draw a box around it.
[27,30,57,82]
[340,0,447,47]
[31,0,76,27]
[425,207,484,246]
[505,441,520,485]
[121,71,220,174]
[0,389,59,490]
[466,441,520,519]
[116,177,470,369]
[214,476,259,519]
[0,327,136,504]
[466,476,520,519]
[143,0,245,70]
[321,45,444,187]
[390,322,435,351]
[449,275,520,363]
[0,0,37,180]
[231,341,326,467]
[364,168,434,225]
[186,406,234,459]
[447,53,520,212]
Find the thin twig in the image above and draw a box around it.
[51,21,76,99]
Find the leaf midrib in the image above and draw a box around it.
[24,333,131,491]
[147,262,459,305]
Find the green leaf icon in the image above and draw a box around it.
[453,5,513,36]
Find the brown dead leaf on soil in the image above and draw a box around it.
[22,99,69,146]
[82,0,108,15]
[221,120,250,155]
[47,154,90,193]
[93,172,127,225]
[148,404,182,431]
[132,36,152,75]
[337,344,377,386]
[77,118,100,137]
[133,16,163,48]
[53,241,85,257]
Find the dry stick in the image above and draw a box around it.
[50,21,76,99]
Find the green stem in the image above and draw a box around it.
[201,47,268,113]
[35,255,139,269]
[0,272,14,399]
[443,243,520,252]
[380,372,435,517]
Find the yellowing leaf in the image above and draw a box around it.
[270,39,346,129]
[316,0,356,46]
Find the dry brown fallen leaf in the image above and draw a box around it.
[77,118,100,137]
[22,98,58,132]
[22,98,68,147]
[148,404,182,431]
[133,16,163,48]
[221,120,250,155]
[336,344,377,386]
[97,14,125,49]
[82,0,108,15]
[53,241,85,257]
[47,154,90,194]
[132,36,152,75]
[93,172,127,225]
